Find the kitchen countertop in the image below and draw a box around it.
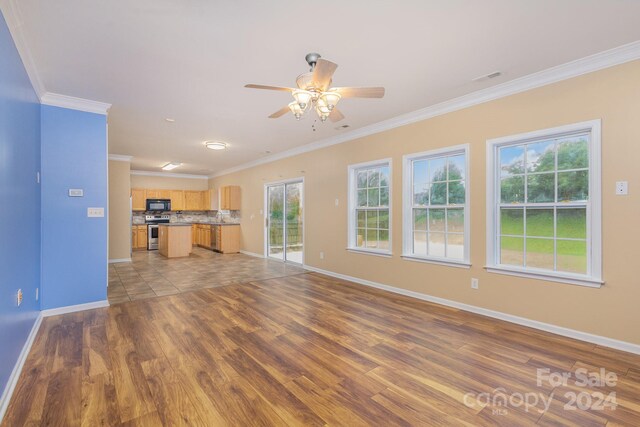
[177,222,240,226]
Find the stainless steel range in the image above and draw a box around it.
[145,214,170,250]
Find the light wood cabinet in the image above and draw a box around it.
[184,191,203,211]
[191,224,197,245]
[219,186,241,210]
[132,189,146,211]
[214,225,240,253]
[158,225,192,258]
[170,190,185,211]
[132,227,138,249]
[132,188,227,212]
[202,190,211,211]
[145,189,170,199]
[132,225,148,250]
[194,224,212,249]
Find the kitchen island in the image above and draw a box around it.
[158,223,192,258]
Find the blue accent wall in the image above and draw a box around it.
[0,12,41,400]
[40,105,107,310]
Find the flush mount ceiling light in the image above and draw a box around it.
[205,141,227,150]
[245,53,385,123]
[162,162,181,171]
[164,118,175,122]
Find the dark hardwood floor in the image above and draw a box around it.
[3,272,640,426]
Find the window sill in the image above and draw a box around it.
[402,255,471,269]
[346,248,392,258]
[485,265,603,288]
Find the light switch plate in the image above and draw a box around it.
[87,207,104,217]
[69,189,84,197]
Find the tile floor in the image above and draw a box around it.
[108,247,306,304]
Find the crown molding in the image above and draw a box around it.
[108,154,133,162]
[130,170,209,180]
[1,0,45,98]
[41,92,111,115]
[210,40,640,179]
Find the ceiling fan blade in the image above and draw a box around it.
[245,84,296,92]
[328,107,345,123]
[268,105,291,119]
[331,87,385,98]
[311,59,338,91]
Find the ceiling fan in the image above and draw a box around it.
[245,53,385,123]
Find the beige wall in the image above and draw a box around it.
[211,60,640,345]
[108,160,131,260]
[130,174,208,190]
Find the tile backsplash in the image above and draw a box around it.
[132,210,240,225]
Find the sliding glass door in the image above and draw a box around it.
[266,180,303,264]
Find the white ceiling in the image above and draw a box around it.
[5,0,640,175]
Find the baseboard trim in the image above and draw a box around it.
[108,258,131,264]
[0,313,43,423]
[239,250,264,258]
[303,265,640,355]
[41,300,110,317]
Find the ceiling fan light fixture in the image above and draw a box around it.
[205,141,227,150]
[316,98,331,115]
[320,91,341,111]
[292,89,313,110]
[288,101,303,119]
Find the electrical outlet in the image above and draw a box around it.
[335,198,339,207]
[16,289,23,306]
[616,181,628,195]
[471,278,479,290]
[320,251,324,260]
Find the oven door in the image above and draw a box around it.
[148,224,159,250]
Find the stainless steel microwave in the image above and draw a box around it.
[146,199,171,211]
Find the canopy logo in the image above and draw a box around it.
[462,367,618,416]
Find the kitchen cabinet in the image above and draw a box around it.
[219,186,241,210]
[132,188,225,212]
[132,225,148,250]
[184,191,203,211]
[170,190,185,211]
[192,224,197,245]
[158,225,192,258]
[132,189,146,211]
[212,225,240,253]
[145,189,170,199]
[195,224,213,249]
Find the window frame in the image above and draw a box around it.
[347,158,393,257]
[485,120,602,287]
[402,144,471,268]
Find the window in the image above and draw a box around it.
[486,120,602,287]
[348,159,391,255]
[402,145,470,266]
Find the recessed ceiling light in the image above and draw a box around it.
[162,162,181,171]
[165,118,175,122]
[205,141,227,150]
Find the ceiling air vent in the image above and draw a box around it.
[335,124,350,130]
[472,71,502,83]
